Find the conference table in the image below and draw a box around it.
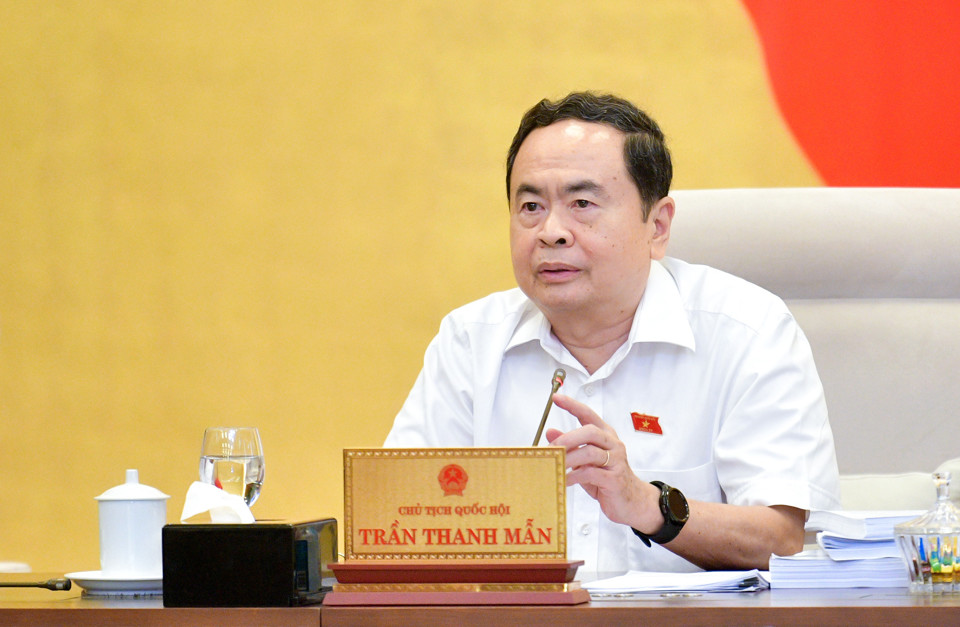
[3,575,960,626]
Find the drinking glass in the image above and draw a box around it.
[199,427,265,506]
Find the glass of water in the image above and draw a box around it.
[199,427,264,506]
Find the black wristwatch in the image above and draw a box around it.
[632,481,689,547]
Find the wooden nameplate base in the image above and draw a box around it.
[324,559,589,605]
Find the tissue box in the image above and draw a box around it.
[162,518,337,607]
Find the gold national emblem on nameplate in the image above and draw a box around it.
[438,464,468,496]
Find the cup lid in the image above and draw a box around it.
[894,471,960,535]
[95,469,170,501]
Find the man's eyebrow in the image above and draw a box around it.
[514,180,606,199]
[564,180,605,196]
[514,183,542,199]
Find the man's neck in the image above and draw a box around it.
[549,307,637,375]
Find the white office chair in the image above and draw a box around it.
[670,188,960,517]
[670,188,960,478]
[839,457,960,511]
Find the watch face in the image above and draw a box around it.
[666,488,689,522]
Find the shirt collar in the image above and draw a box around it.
[505,259,696,354]
[504,298,550,352]
[628,259,697,351]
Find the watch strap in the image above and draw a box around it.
[631,480,687,547]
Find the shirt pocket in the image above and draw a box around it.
[631,460,722,504]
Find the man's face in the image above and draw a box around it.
[509,119,671,324]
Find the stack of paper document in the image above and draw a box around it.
[805,509,923,539]
[585,569,769,597]
[769,509,923,588]
[769,548,908,588]
[817,532,901,561]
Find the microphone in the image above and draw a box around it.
[0,578,72,591]
[532,368,566,446]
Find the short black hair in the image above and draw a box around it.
[506,92,672,218]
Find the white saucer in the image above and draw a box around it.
[65,570,163,595]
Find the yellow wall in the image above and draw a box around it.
[0,0,818,573]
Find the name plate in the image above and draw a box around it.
[343,448,566,560]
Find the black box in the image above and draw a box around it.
[162,518,337,607]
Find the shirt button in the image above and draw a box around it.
[579,523,592,535]
[584,385,595,396]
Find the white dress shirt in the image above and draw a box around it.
[385,257,841,574]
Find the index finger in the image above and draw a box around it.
[551,393,608,429]
[547,393,618,464]
[549,394,618,451]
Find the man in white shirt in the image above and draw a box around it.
[385,92,840,574]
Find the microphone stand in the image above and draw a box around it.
[0,578,72,591]
[532,368,565,446]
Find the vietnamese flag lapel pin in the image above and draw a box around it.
[631,412,663,435]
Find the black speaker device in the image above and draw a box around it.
[162,518,337,607]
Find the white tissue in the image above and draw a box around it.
[180,481,255,523]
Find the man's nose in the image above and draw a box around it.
[539,209,573,246]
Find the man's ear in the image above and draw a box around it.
[648,196,675,260]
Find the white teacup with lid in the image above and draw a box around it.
[96,469,170,576]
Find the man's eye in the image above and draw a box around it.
[575,199,591,208]
[522,202,540,212]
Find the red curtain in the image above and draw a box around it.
[742,0,960,186]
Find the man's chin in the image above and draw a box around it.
[524,287,589,316]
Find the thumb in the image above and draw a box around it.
[545,427,565,443]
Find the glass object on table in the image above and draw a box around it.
[199,427,264,506]
[895,471,960,594]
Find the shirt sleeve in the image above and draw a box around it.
[383,314,477,447]
[713,310,841,511]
